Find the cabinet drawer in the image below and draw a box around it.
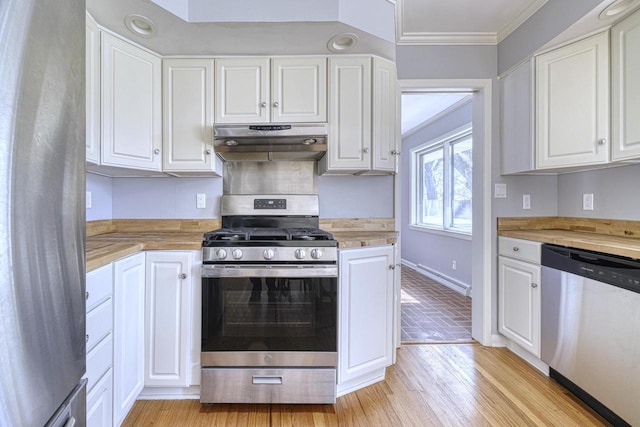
[86,298,112,353]
[86,368,113,427]
[86,333,113,394]
[86,264,112,312]
[498,237,541,264]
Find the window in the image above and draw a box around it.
[411,125,472,235]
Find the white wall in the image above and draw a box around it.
[86,173,113,221]
[318,175,394,218]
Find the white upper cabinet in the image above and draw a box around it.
[85,13,101,165]
[162,59,220,174]
[271,57,327,123]
[321,57,372,173]
[500,59,534,175]
[372,57,398,173]
[535,31,610,169]
[612,9,640,162]
[215,57,326,124]
[101,33,162,171]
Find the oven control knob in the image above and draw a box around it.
[263,249,275,260]
[216,249,228,260]
[295,249,307,259]
[310,248,324,259]
[232,249,243,260]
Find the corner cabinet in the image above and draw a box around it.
[611,8,640,162]
[535,31,610,169]
[498,237,541,357]
[101,33,162,171]
[113,252,146,426]
[338,245,395,396]
[144,251,193,388]
[215,57,327,124]
[162,59,221,175]
[320,57,398,175]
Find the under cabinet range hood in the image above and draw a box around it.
[214,123,328,161]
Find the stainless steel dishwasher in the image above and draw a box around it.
[541,244,640,427]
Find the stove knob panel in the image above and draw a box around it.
[310,248,324,259]
[216,249,228,260]
[232,249,243,260]
[295,249,307,259]
[263,249,275,260]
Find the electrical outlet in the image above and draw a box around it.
[583,193,594,211]
[86,191,92,209]
[494,183,507,198]
[523,194,531,210]
[452,260,457,270]
[196,193,206,209]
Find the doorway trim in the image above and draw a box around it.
[397,79,492,346]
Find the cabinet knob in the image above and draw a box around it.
[205,149,212,155]
[513,247,520,252]
[391,150,400,155]
[85,334,89,343]
[154,148,160,154]
[273,101,280,108]
[85,291,89,301]
[260,101,267,108]
[363,147,370,154]
[179,273,187,280]
[531,283,538,288]
[388,265,395,270]
[598,138,607,145]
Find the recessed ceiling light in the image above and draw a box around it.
[124,14,157,38]
[327,33,359,53]
[599,0,640,20]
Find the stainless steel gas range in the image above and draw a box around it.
[200,194,338,404]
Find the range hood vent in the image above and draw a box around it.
[214,123,328,161]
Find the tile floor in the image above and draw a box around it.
[401,265,472,343]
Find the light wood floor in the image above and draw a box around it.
[123,344,608,426]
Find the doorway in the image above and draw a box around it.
[394,79,492,348]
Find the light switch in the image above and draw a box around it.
[523,194,531,210]
[86,191,92,209]
[583,193,594,211]
[494,183,507,198]
[196,193,206,209]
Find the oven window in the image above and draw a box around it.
[202,276,337,352]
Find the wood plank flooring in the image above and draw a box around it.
[122,344,609,426]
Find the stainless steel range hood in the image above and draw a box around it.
[214,124,328,161]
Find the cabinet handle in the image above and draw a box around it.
[154,148,160,154]
[205,149,212,155]
[179,273,187,280]
[531,283,538,288]
[85,334,89,343]
[85,291,89,300]
[260,101,267,108]
[273,101,280,108]
[363,147,369,154]
[598,138,607,145]
[513,247,519,252]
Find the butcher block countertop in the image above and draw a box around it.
[498,217,640,260]
[86,218,398,272]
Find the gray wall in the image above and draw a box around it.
[401,100,473,286]
[85,172,394,220]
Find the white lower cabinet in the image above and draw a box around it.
[498,237,541,357]
[338,245,395,395]
[86,370,113,427]
[144,251,192,387]
[113,252,146,426]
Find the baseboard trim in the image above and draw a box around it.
[401,260,472,297]
[504,340,549,375]
[138,386,200,400]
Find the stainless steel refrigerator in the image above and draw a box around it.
[0,0,87,425]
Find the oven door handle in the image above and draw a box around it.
[201,264,338,278]
[252,375,283,385]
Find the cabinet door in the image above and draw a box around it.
[113,252,145,425]
[271,57,327,123]
[163,59,219,173]
[501,59,534,175]
[338,246,394,385]
[324,57,372,173]
[536,31,609,169]
[85,13,101,165]
[101,33,162,171]
[612,9,640,161]
[498,256,541,356]
[215,58,269,123]
[145,251,192,387]
[86,369,113,427]
[372,58,398,173]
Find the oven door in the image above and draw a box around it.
[201,264,337,367]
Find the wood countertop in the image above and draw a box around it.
[498,217,640,259]
[87,230,398,272]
